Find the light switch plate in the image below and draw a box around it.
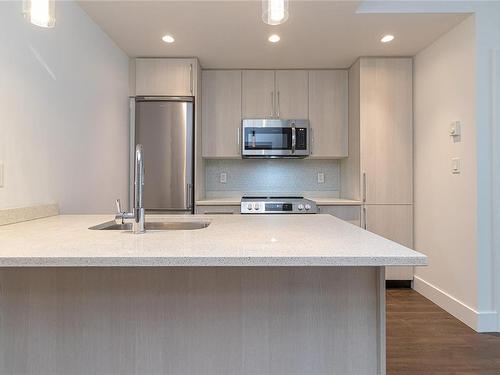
[0,162,3,188]
[449,121,461,137]
[220,172,227,184]
[317,172,325,184]
[452,157,461,174]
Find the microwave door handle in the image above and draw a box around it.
[291,126,296,154]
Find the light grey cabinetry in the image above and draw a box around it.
[202,70,242,158]
[204,69,348,158]
[319,205,361,226]
[360,58,413,205]
[275,70,309,119]
[308,70,348,158]
[241,70,275,118]
[342,58,414,281]
[242,70,309,119]
[364,204,414,280]
[134,58,196,96]
[195,205,241,214]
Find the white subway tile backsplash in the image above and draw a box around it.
[205,159,340,195]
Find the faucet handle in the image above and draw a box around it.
[115,199,122,214]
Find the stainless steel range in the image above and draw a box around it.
[240,196,318,214]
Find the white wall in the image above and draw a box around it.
[0,1,129,214]
[413,16,481,327]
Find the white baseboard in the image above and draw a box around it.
[413,276,498,332]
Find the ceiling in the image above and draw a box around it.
[78,1,468,69]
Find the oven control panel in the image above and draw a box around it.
[240,197,317,214]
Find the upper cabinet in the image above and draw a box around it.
[275,70,309,119]
[241,70,275,118]
[202,70,242,158]
[203,69,348,159]
[341,58,412,204]
[359,58,413,204]
[308,70,348,158]
[242,70,309,119]
[134,58,196,96]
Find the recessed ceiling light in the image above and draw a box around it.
[162,34,175,43]
[381,34,395,43]
[268,34,280,43]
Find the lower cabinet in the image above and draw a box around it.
[318,205,361,227]
[195,205,241,215]
[364,204,414,281]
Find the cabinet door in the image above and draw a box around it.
[364,204,414,280]
[135,58,193,96]
[195,205,241,214]
[360,58,413,204]
[309,70,348,158]
[275,70,309,119]
[319,205,361,226]
[202,70,242,158]
[242,70,275,118]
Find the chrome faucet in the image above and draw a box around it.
[115,144,145,234]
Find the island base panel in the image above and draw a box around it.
[0,267,386,375]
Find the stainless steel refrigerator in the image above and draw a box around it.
[130,97,194,214]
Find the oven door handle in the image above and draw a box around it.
[291,125,296,154]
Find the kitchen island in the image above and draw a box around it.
[0,214,426,375]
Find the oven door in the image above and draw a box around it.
[242,119,308,158]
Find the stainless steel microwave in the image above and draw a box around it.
[241,119,310,158]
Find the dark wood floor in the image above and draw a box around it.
[387,289,500,375]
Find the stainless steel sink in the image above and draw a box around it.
[89,220,210,231]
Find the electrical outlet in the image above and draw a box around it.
[220,172,227,184]
[0,162,3,188]
[317,172,325,184]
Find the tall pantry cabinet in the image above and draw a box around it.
[342,58,414,281]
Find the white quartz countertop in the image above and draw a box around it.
[0,214,426,267]
[195,197,362,206]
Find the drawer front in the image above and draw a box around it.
[195,205,241,215]
[318,205,361,226]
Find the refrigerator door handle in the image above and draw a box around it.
[186,183,193,209]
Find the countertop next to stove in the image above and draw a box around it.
[195,197,362,206]
[0,214,426,267]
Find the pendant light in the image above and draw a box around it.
[23,0,56,28]
[262,0,289,26]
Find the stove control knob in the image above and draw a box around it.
[298,204,304,211]
[305,204,311,211]
[247,203,253,210]
[254,203,260,210]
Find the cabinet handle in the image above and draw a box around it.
[271,91,275,117]
[362,172,367,202]
[237,127,241,155]
[310,127,314,155]
[277,91,280,118]
[363,206,367,230]
[189,64,193,95]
